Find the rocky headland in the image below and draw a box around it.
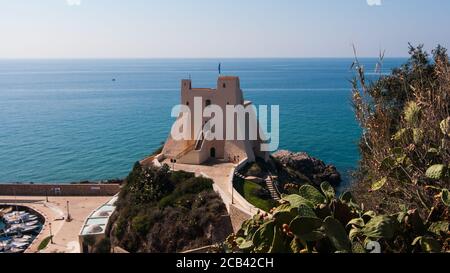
[272,150,342,187]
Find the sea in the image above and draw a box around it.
[0,58,406,189]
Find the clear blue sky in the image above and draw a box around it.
[1,0,449,58]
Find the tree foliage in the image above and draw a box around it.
[119,162,173,205]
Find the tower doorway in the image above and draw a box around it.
[210,147,216,158]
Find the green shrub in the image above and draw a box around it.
[131,214,151,236]
[123,163,173,205]
[158,176,213,208]
[38,236,53,251]
[246,163,263,177]
[114,217,127,239]
[158,194,177,208]
[170,170,195,185]
[175,177,213,195]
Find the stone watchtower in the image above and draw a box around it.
[162,76,268,165]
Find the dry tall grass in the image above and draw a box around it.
[351,45,450,218]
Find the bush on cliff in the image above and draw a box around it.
[351,44,450,218]
[109,162,230,253]
[246,163,263,177]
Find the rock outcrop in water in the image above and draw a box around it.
[272,150,341,187]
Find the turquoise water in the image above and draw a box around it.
[0,59,405,187]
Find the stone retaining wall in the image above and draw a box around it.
[0,184,120,197]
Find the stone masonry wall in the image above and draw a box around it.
[0,184,120,196]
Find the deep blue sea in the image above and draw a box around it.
[0,58,406,188]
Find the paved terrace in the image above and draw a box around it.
[0,196,110,253]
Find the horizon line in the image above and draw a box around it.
[0,56,410,60]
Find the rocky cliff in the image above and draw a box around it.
[272,150,341,187]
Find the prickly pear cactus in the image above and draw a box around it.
[425,164,446,180]
[440,117,450,137]
[225,182,449,253]
[298,184,326,206]
[323,216,351,252]
[404,101,421,127]
[362,215,398,240]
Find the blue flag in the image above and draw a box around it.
[218,63,221,74]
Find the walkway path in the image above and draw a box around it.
[0,196,110,253]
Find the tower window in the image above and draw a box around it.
[186,101,189,106]
[223,83,226,88]
[205,99,212,107]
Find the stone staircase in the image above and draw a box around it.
[234,171,246,179]
[234,171,281,202]
[265,175,281,201]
